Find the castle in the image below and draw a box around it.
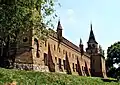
[14,20,107,78]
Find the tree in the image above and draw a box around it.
[99,45,105,56]
[106,41,120,78]
[0,0,59,68]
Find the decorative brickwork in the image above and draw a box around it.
[14,21,107,78]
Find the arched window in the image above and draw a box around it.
[23,37,28,42]
[34,38,40,58]
[92,44,95,48]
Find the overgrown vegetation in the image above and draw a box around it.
[106,41,120,78]
[0,68,119,85]
[0,0,58,68]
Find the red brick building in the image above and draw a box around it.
[14,20,107,78]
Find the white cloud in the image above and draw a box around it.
[66,9,76,24]
[67,9,74,16]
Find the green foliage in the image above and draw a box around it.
[0,68,119,85]
[0,0,59,67]
[0,0,58,42]
[106,41,120,78]
[99,45,105,56]
[107,42,120,67]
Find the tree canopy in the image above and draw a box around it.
[0,0,58,41]
[0,0,59,68]
[98,45,105,56]
[106,41,120,78]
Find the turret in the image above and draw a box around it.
[79,38,84,52]
[57,20,63,42]
[86,23,98,54]
[79,38,84,54]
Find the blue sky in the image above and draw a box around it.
[52,0,120,56]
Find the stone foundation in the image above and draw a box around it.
[14,63,33,70]
[32,64,49,72]
[14,63,49,72]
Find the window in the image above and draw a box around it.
[45,41,47,47]
[82,66,84,71]
[92,44,95,48]
[23,37,28,42]
[89,68,91,73]
[44,53,48,66]
[59,58,61,69]
[73,63,75,72]
[63,50,65,54]
[58,47,60,53]
[54,45,56,51]
[34,38,38,45]
[34,38,40,58]
[72,54,74,58]
[63,60,66,69]
[82,66,85,76]
[84,67,86,71]
[55,57,57,62]
[76,64,78,72]
[69,52,71,58]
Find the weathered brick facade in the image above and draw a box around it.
[14,21,107,78]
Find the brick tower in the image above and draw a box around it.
[86,23,106,77]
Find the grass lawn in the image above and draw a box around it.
[0,68,119,85]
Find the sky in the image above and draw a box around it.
[52,0,120,57]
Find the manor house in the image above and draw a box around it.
[14,21,107,78]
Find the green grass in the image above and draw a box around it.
[0,68,119,85]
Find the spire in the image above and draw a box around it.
[88,23,98,44]
[79,38,84,55]
[57,19,63,43]
[91,23,92,30]
[57,19,62,30]
[79,38,83,45]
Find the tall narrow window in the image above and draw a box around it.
[44,53,48,66]
[45,41,47,47]
[59,47,60,53]
[69,52,71,58]
[89,68,91,73]
[34,38,40,58]
[72,54,74,59]
[55,57,57,62]
[75,64,77,72]
[59,58,61,69]
[54,45,56,51]
[82,66,85,76]
[82,66,84,71]
[63,60,66,69]
[73,63,75,72]
[63,50,65,54]
[72,55,75,59]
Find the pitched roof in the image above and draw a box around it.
[51,33,90,58]
[88,24,98,44]
[57,20,62,30]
